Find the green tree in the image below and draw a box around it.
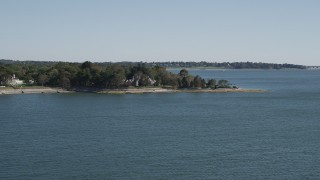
[37,74,48,86]
[207,79,216,89]
[60,76,71,89]
[180,76,193,88]
[81,61,93,69]
[101,65,126,88]
[218,80,229,88]
[0,66,12,85]
[179,69,188,77]
[201,79,206,88]
[193,75,202,88]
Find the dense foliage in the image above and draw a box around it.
[0,61,229,89]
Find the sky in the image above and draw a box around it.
[0,0,319,65]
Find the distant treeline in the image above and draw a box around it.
[0,59,306,69]
[0,60,231,89]
[148,61,306,69]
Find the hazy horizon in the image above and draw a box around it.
[1,0,319,66]
[0,58,314,67]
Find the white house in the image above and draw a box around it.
[8,74,24,86]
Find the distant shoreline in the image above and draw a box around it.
[1,87,267,95]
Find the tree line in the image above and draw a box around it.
[150,61,306,69]
[0,59,306,69]
[0,61,231,89]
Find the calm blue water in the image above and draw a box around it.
[1,69,320,179]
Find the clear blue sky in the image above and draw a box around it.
[1,0,319,65]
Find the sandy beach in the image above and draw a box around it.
[1,87,267,95]
[0,87,71,95]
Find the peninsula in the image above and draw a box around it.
[0,60,267,95]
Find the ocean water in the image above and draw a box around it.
[1,69,320,179]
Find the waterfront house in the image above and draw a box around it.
[8,74,24,86]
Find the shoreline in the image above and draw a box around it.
[0,87,72,95]
[0,87,268,95]
[97,87,268,94]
